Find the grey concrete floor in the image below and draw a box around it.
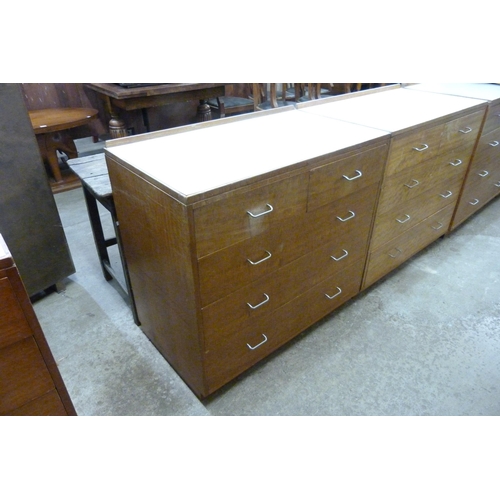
[33,186,500,416]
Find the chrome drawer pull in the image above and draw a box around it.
[247,334,268,350]
[336,210,355,222]
[342,170,363,181]
[325,287,342,300]
[247,204,273,218]
[489,141,500,147]
[432,221,444,230]
[331,249,348,261]
[495,181,500,188]
[439,190,453,198]
[404,179,420,189]
[469,198,480,206]
[396,214,411,223]
[389,248,402,258]
[449,159,462,167]
[247,250,272,265]
[478,170,489,177]
[247,293,270,310]
[459,126,472,134]
[413,144,429,152]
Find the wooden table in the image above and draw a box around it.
[29,107,98,187]
[86,83,227,138]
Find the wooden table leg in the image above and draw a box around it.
[196,99,212,122]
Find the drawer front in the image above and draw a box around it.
[385,123,445,177]
[482,102,500,135]
[202,233,368,331]
[198,183,379,305]
[0,337,55,414]
[0,277,32,350]
[376,147,471,216]
[451,174,500,229]
[439,109,485,153]
[370,177,461,250]
[363,204,455,289]
[204,260,364,393]
[308,143,387,211]
[471,128,500,169]
[194,172,309,257]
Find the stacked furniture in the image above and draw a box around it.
[0,235,76,416]
[298,88,487,288]
[404,84,500,230]
[104,85,491,398]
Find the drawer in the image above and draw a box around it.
[202,233,368,331]
[451,174,500,230]
[0,337,55,414]
[376,147,471,216]
[470,128,500,168]
[204,260,364,393]
[439,109,485,153]
[370,177,462,250]
[482,102,500,135]
[0,277,32,349]
[308,143,387,211]
[198,183,379,305]
[363,204,455,289]
[385,123,445,177]
[194,172,309,257]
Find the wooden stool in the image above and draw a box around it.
[67,153,139,325]
[29,108,98,187]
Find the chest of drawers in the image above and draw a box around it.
[298,87,487,289]
[406,84,500,230]
[0,235,76,415]
[106,108,389,398]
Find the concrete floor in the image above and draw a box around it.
[32,186,500,416]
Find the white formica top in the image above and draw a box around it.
[406,83,500,103]
[105,108,389,203]
[297,87,486,134]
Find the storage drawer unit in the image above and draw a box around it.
[297,87,487,289]
[106,108,390,398]
[0,234,76,416]
[405,84,500,230]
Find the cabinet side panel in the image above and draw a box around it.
[107,158,205,396]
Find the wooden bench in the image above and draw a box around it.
[67,153,139,325]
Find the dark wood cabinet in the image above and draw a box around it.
[0,235,76,416]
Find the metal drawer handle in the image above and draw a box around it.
[469,198,480,206]
[342,170,363,181]
[489,141,500,147]
[413,143,429,152]
[336,210,355,222]
[247,334,268,350]
[247,293,270,310]
[247,250,272,265]
[449,159,462,167]
[404,179,420,189]
[495,181,500,188]
[389,248,402,258]
[247,203,273,218]
[431,221,444,230]
[396,214,411,223]
[331,249,348,261]
[325,287,342,300]
[459,126,472,134]
[478,170,489,177]
[440,190,453,198]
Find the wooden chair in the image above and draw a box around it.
[208,84,255,118]
[253,83,299,110]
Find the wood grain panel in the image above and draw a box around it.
[2,390,67,416]
[439,109,485,152]
[482,102,500,135]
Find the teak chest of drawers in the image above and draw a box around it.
[106,109,390,398]
[298,88,487,289]
[406,84,500,230]
[0,234,76,415]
